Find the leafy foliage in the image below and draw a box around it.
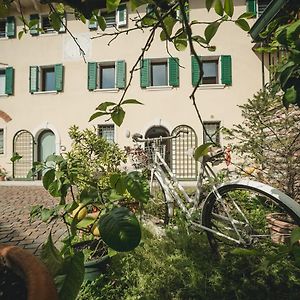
[226,86,300,201]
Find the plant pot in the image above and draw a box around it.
[266,213,297,244]
[84,255,111,281]
[0,244,58,300]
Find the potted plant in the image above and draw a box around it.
[0,166,7,181]
[25,126,149,300]
[0,244,58,300]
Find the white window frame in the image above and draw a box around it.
[198,56,225,89]
[40,65,56,92]
[98,124,115,143]
[38,14,66,35]
[203,121,221,145]
[0,69,6,95]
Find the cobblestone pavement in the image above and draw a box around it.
[0,183,66,256]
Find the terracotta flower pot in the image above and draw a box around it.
[266,213,297,244]
[0,244,58,300]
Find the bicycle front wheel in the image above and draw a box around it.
[202,180,300,250]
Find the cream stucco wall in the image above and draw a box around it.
[0,0,266,177]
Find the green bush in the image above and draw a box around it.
[77,222,300,300]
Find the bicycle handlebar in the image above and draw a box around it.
[132,130,188,143]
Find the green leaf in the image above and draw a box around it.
[130,0,150,11]
[57,252,85,300]
[48,180,62,197]
[238,12,255,19]
[18,31,24,39]
[121,99,143,105]
[96,15,106,31]
[284,86,297,106]
[49,12,61,31]
[205,0,215,11]
[204,22,220,44]
[89,111,109,122]
[43,169,55,190]
[46,154,64,163]
[40,233,63,276]
[107,0,121,12]
[231,248,260,256]
[41,208,54,222]
[96,101,116,111]
[193,35,207,45]
[174,32,188,51]
[125,171,150,203]
[235,19,250,32]
[214,0,224,16]
[99,207,141,252]
[224,0,234,17]
[111,106,125,127]
[194,143,213,161]
[291,227,300,245]
[77,216,97,229]
[10,152,22,162]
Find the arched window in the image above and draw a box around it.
[171,125,197,180]
[13,130,34,179]
[145,126,170,166]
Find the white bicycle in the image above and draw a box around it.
[130,131,300,250]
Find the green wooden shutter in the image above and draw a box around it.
[168,57,179,87]
[6,16,16,38]
[191,56,201,87]
[29,66,39,93]
[221,55,232,85]
[140,59,150,88]
[247,0,257,17]
[5,67,14,95]
[30,14,40,36]
[116,60,126,89]
[117,4,127,27]
[88,62,97,91]
[55,64,64,92]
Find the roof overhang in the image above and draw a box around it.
[249,0,291,42]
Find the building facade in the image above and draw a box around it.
[0,0,270,180]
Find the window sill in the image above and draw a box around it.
[146,86,173,91]
[94,88,119,93]
[0,94,8,97]
[32,91,58,95]
[197,84,225,90]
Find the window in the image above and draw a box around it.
[140,58,179,88]
[88,61,126,90]
[246,0,271,17]
[42,67,55,91]
[192,55,232,86]
[98,125,114,143]
[29,64,64,93]
[30,14,66,36]
[88,4,127,30]
[100,65,115,89]
[41,15,55,33]
[203,122,221,145]
[151,62,168,86]
[0,16,15,38]
[0,129,4,154]
[0,67,14,95]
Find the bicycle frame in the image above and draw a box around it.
[148,143,250,245]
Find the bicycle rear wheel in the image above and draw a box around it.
[201,180,300,251]
[143,173,169,225]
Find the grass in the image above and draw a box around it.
[77,220,300,300]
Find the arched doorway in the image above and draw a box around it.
[37,130,55,178]
[171,125,198,180]
[13,130,34,179]
[145,126,170,166]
